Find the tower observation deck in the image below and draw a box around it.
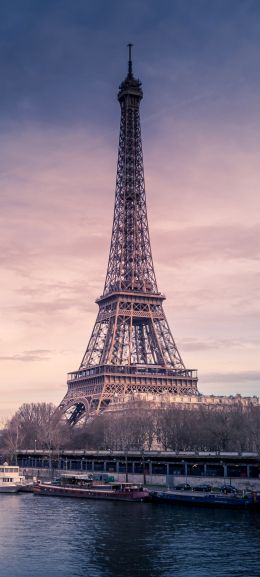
[57,46,198,424]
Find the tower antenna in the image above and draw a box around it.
[127,42,133,76]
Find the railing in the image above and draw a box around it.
[67,365,198,382]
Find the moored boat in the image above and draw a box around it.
[0,463,26,493]
[150,489,260,510]
[34,475,149,502]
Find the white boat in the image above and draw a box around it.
[0,462,25,493]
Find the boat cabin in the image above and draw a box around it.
[0,463,24,492]
[0,464,20,482]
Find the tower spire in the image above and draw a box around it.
[104,45,153,295]
[128,42,133,76]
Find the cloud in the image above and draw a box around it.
[0,1,260,416]
[15,296,94,317]
[1,0,260,133]
[154,224,260,266]
[180,338,260,352]
[200,370,260,383]
[0,126,113,289]
[0,350,51,362]
[199,371,260,398]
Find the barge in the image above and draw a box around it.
[150,489,260,510]
[34,476,149,502]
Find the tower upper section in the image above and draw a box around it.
[117,43,143,103]
[103,46,158,297]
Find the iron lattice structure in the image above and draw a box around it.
[58,47,198,424]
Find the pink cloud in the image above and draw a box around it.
[0,121,259,417]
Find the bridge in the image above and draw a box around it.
[13,450,260,489]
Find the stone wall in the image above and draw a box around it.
[21,467,260,491]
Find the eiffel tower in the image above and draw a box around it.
[58,46,198,424]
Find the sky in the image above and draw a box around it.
[1,0,260,419]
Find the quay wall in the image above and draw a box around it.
[13,450,260,490]
[20,468,260,491]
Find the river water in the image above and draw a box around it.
[0,494,259,577]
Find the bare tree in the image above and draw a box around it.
[1,415,25,463]
[2,403,68,454]
[3,401,259,454]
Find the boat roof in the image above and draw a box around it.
[61,474,93,480]
[0,464,19,469]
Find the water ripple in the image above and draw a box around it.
[0,495,259,577]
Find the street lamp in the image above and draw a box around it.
[125,451,128,483]
[141,451,150,486]
[182,460,188,483]
[142,453,146,486]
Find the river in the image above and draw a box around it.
[0,494,259,577]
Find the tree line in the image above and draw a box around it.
[1,400,259,460]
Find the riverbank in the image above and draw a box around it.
[14,449,260,491]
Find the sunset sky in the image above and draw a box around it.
[1,0,260,419]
